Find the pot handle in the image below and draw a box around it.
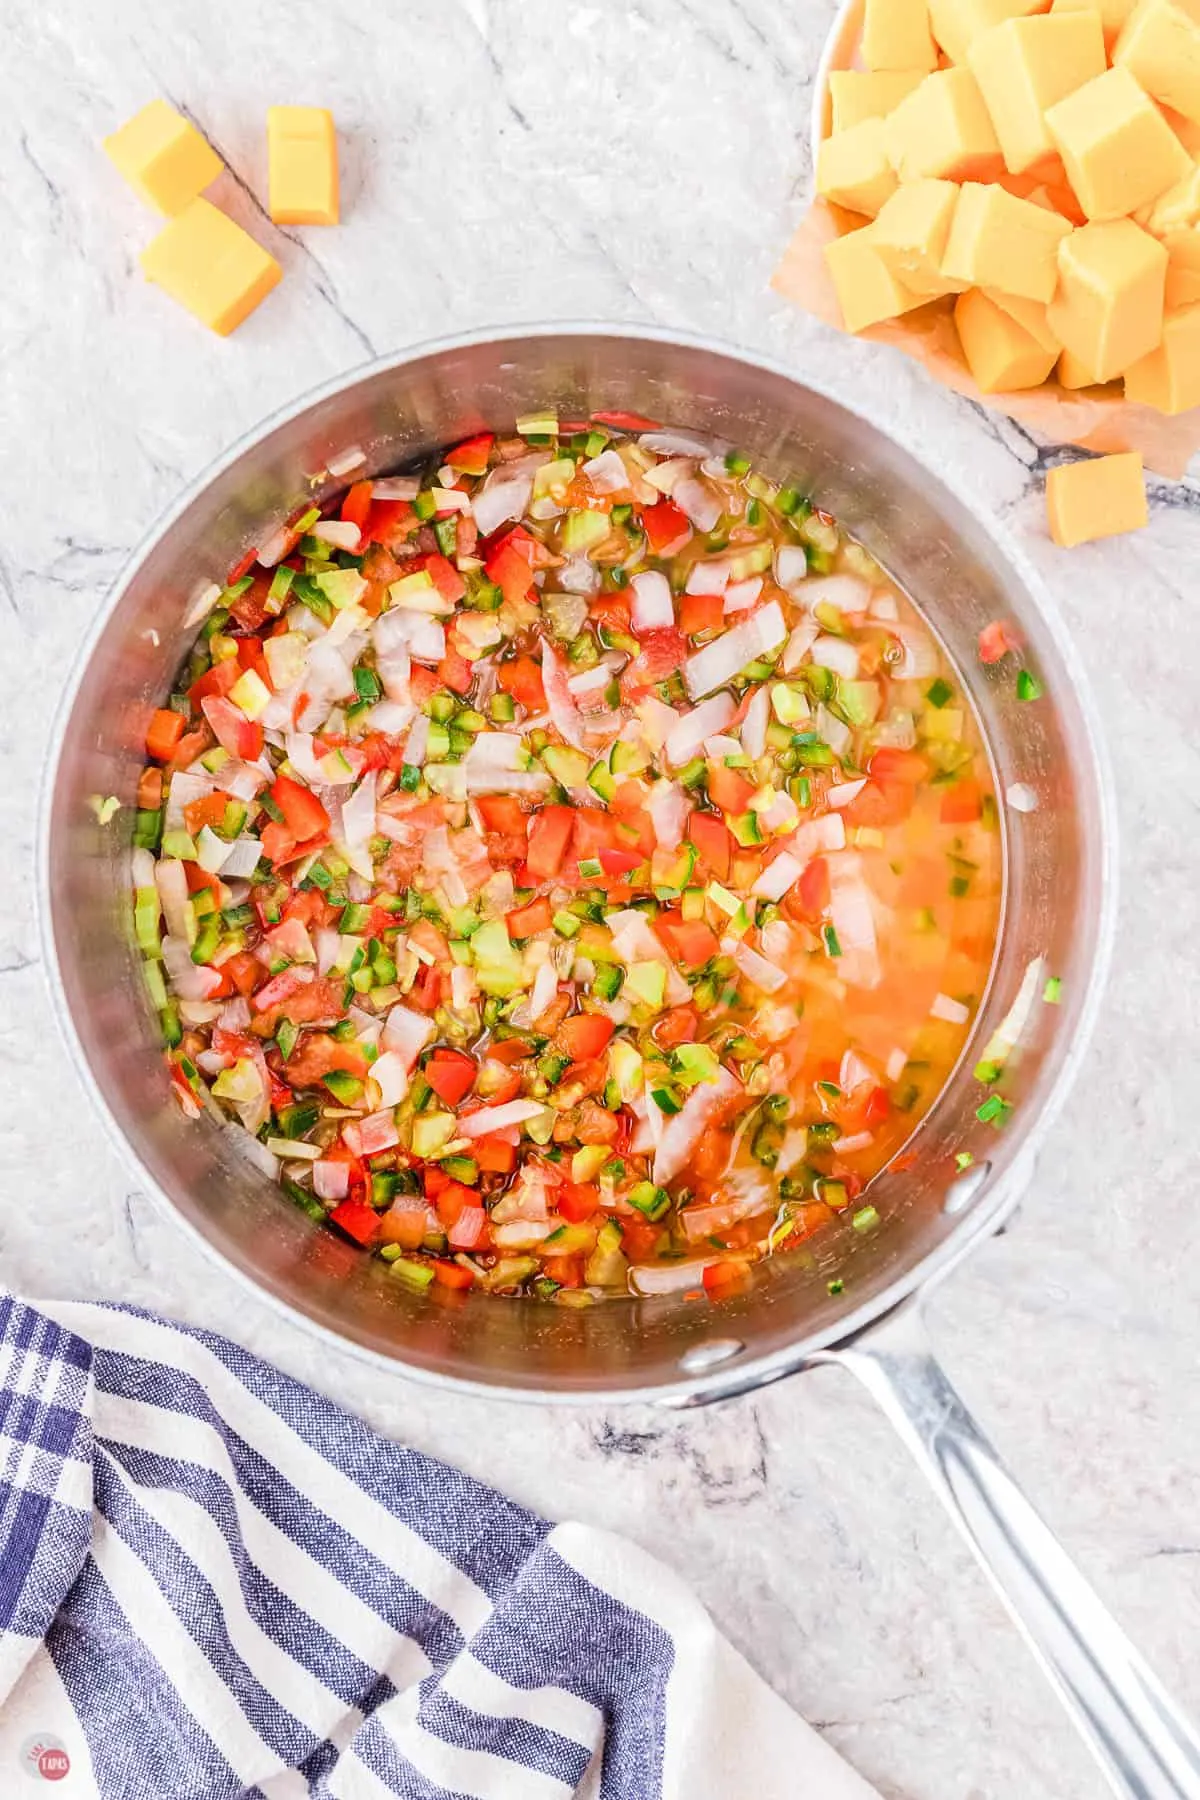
[809,1300,1200,1800]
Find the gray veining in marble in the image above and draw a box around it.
[4,3,1200,1797]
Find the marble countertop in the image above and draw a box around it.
[5,3,1200,1796]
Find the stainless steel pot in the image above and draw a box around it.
[41,327,1200,1798]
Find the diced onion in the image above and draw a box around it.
[639,429,715,458]
[583,448,629,494]
[774,547,809,592]
[314,1160,350,1202]
[542,640,588,750]
[381,1004,435,1069]
[832,1131,873,1155]
[811,635,860,679]
[630,570,675,632]
[781,620,820,673]
[371,475,420,501]
[931,992,970,1025]
[653,1066,741,1185]
[723,577,762,615]
[804,573,872,616]
[643,456,695,496]
[458,1099,548,1138]
[752,850,804,901]
[730,939,787,994]
[155,858,193,944]
[673,476,722,532]
[826,779,867,811]
[685,558,732,596]
[665,691,735,767]
[310,518,361,551]
[684,601,786,700]
[647,779,689,850]
[327,445,366,478]
[740,685,770,760]
[472,470,533,537]
[630,1260,718,1294]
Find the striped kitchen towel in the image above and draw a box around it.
[0,1293,878,1799]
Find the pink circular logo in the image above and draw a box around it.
[20,1736,70,1783]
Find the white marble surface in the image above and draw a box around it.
[4,3,1200,1796]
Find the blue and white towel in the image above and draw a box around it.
[0,1293,878,1798]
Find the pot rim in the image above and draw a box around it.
[37,320,1119,1406]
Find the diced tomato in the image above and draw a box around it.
[183,860,222,904]
[797,856,831,915]
[678,592,724,636]
[940,778,983,824]
[229,575,273,635]
[168,726,214,771]
[543,1254,585,1289]
[183,792,229,836]
[145,709,185,762]
[409,917,449,963]
[621,628,687,697]
[364,498,415,546]
[506,897,553,938]
[841,779,914,829]
[475,795,529,839]
[641,498,691,556]
[588,594,632,633]
[485,540,535,607]
[422,552,467,605]
[619,1216,662,1261]
[408,961,444,1014]
[703,1260,751,1299]
[497,654,546,712]
[270,775,331,843]
[285,1033,369,1088]
[188,659,241,707]
[595,846,642,877]
[223,951,261,998]
[408,666,441,710]
[652,1004,699,1050]
[592,409,660,430]
[424,1049,477,1108]
[656,915,719,966]
[437,648,473,694]
[978,619,1016,664]
[340,480,374,531]
[378,1205,427,1249]
[260,821,298,867]
[687,811,732,881]
[329,1199,380,1247]
[558,1183,600,1223]
[445,433,494,477]
[526,805,575,880]
[706,763,757,815]
[226,546,258,586]
[433,1179,478,1229]
[202,696,264,762]
[431,1259,475,1289]
[869,748,930,785]
[556,1013,615,1061]
[474,1137,518,1175]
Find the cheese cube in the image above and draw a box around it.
[886,70,1005,183]
[1139,163,1200,235]
[969,13,1107,174]
[1046,453,1148,544]
[1162,101,1200,154]
[816,119,900,217]
[140,199,282,336]
[1045,66,1191,221]
[1051,0,1139,50]
[872,180,969,294]
[1124,301,1200,407]
[955,287,1061,387]
[863,0,939,71]
[267,106,339,226]
[984,288,1063,351]
[830,71,929,131]
[103,99,222,217]
[1166,254,1200,304]
[1115,0,1200,125]
[824,226,928,332]
[1047,218,1168,378]
[942,182,1073,300]
[1057,347,1104,384]
[929,0,1051,66]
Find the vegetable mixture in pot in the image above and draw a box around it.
[131,416,1002,1303]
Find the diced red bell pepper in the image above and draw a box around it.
[596,846,642,877]
[431,1258,475,1289]
[687,812,732,881]
[424,1049,477,1108]
[474,1137,518,1174]
[340,480,374,531]
[678,591,725,636]
[408,961,443,1014]
[422,551,467,605]
[329,1199,380,1247]
[497,654,545,712]
[445,433,494,477]
[270,775,331,843]
[526,805,575,880]
[641,498,691,556]
[485,539,535,607]
[202,695,264,762]
[433,1179,478,1228]
[226,546,258,586]
[145,708,185,762]
[558,1182,600,1223]
[188,659,241,707]
[229,576,273,635]
[506,897,553,938]
[543,1254,586,1289]
[556,1013,615,1061]
[706,763,757,815]
[591,409,660,430]
[364,498,415,546]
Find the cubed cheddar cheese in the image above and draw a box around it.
[140,198,282,336]
[1123,300,1200,407]
[1138,162,1200,234]
[1047,217,1167,378]
[103,99,222,217]
[824,226,927,331]
[984,288,1063,351]
[1114,0,1200,125]
[872,180,968,294]
[1057,347,1105,384]
[928,0,1051,67]
[267,106,339,226]
[969,13,1106,174]
[955,286,1061,387]
[942,182,1073,300]
[1046,65,1191,220]
[862,0,939,71]
[1050,0,1139,51]
[886,69,1005,183]
[816,118,900,217]
[830,70,929,132]
[1045,452,1147,543]
[1162,101,1200,154]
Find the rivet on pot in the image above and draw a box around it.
[943,1161,992,1215]
[679,1339,745,1375]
